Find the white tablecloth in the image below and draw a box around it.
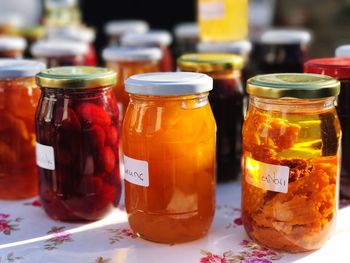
[1,182,350,263]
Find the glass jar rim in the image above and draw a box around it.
[247,73,340,99]
[36,66,117,89]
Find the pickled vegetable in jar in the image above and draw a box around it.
[242,73,341,252]
[104,20,149,45]
[197,0,248,42]
[31,40,88,67]
[123,72,216,243]
[304,58,350,200]
[0,59,46,199]
[35,66,121,221]
[102,46,161,121]
[0,36,27,58]
[177,53,244,182]
[121,31,173,72]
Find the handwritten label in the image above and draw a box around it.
[36,142,55,170]
[124,155,149,187]
[245,157,289,193]
[199,1,225,20]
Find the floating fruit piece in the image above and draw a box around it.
[86,124,105,150]
[0,112,29,140]
[76,103,111,126]
[0,141,17,165]
[101,146,115,173]
[105,126,118,145]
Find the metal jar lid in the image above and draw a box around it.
[177,53,244,73]
[36,66,117,89]
[247,73,340,99]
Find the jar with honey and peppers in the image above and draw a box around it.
[0,59,46,199]
[123,72,216,243]
[102,46,161,122]
[304,58,350,200]
[242,73,341,252]
[177,53,244,182]
[35,67,121,221]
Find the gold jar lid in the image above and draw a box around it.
[177,53,244,73]
[36,66,117,89]
[247,73,340,99]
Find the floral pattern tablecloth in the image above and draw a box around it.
[1,182,350,263]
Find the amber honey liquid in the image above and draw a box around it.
[242,98,340,252]
[123,94,216,243]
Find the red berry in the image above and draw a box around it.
[101,146,115,173]
[87,124,105,150]
[76,103,111,127]
[106,126,118,145]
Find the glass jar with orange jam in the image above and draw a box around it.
[177,53,244,182]
[242,73,341,252]
[102,46,161,122]
[0,59,46,199]
[123,72,216,243]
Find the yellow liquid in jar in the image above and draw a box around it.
[198,0,248,42]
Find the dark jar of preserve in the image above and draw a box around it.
[35,66,121,221]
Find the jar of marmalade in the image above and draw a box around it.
[123,72,216,243]
[242,73,341,252]
[0,59,46,199]
[102,46,161,121]
[304,58,350,199]
[177,53,244,182]
[35,66,121,221]
[31,40,88,67]
[0,36,27,58]
[121,31,173,71]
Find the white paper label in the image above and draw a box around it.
[36,142,55,170]
[199,1,225,20]
[124,155,149,187]
[245,157,289,193]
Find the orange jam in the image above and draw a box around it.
[242,73,341,252]
[0,60,46,199]
[123,72,216,243]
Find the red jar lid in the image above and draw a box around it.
[304,57,350,79]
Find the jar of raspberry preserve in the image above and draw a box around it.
[0,59,46,199]
[304,57,350,199]
[121,30,173,71]
[31,40,88,67]
[242,73,340,252]
[123,72,216,243]
[177,53,244,182]
[35,66,121,221]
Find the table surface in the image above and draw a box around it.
[1,182,350,263]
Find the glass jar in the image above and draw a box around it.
[31,40,88,67]
[174,22,199,57]
[0,36,27,58]
[0,59,46,199]
[335,45,350,58]
[251,29,312,75]
[304,58,350,199]
[35,66,121,221]
[123,72,216,243]
[19,26,45,58]
[104,20,149,45]
[102,46,161,122]
[0,14,22,35]
[121,31,173,72]
[177,54,244,182]
[242,73,341,252]
[44,0,81,28]
[197,0,248,42]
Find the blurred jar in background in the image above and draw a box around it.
[251,29,312,75]
[304,57,350,200]
[178,53,244,182]
[104,20,149,45]
[121,31,173,72]
[0,13,22,35]
[197,0,248,42]
[47,26,97,66]
[102,46,161,122]
[0,59,46,199]
[197,40,252,84]
[335,45,350,58]
[19,26,45,58]
[44,0,81,28]
[31,40,88,67]
[173,22,199,57]
[0,36,27,58]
